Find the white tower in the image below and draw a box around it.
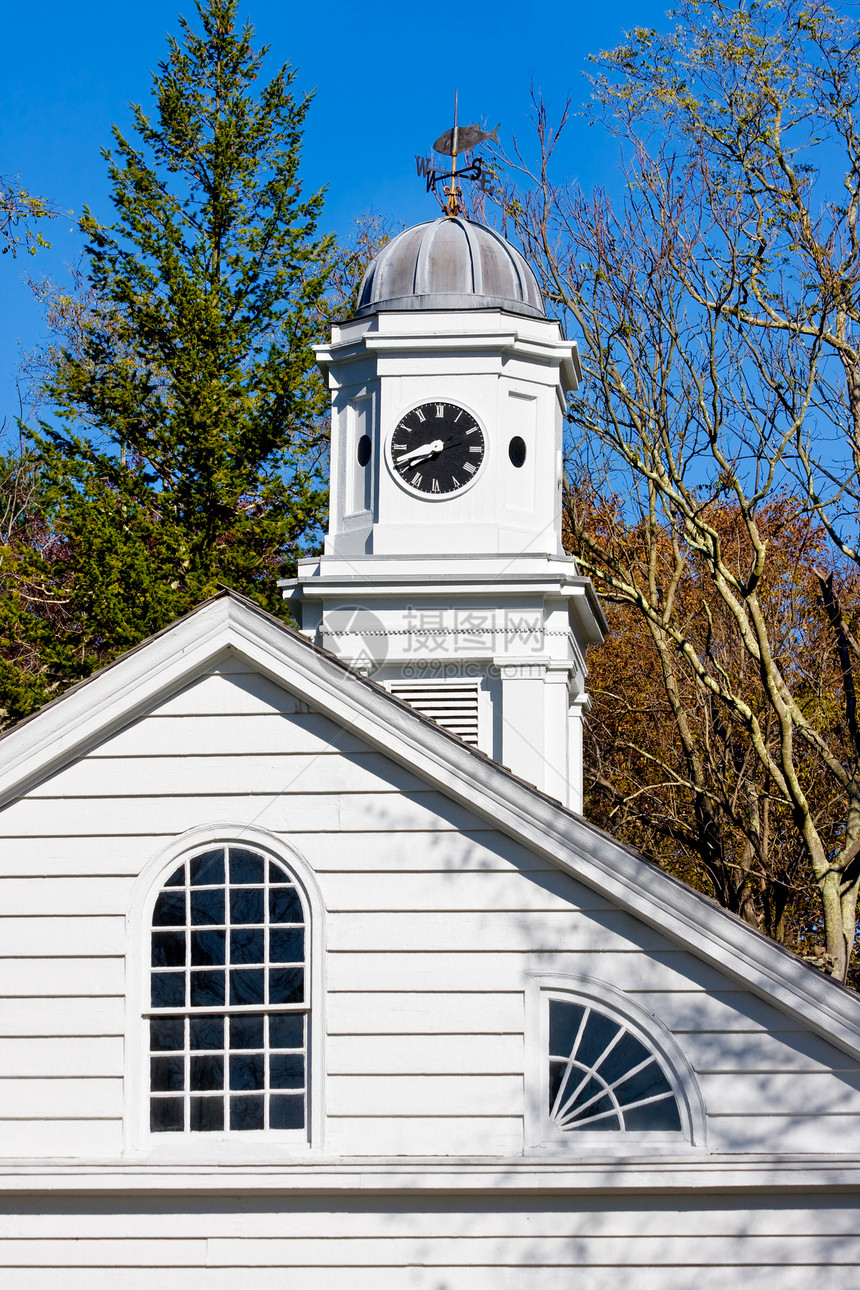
[282,216,605,810]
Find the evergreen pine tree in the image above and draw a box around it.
[13,0,331,713]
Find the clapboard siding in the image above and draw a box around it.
[0,997,123,1037]
[1,1232,840,1269]
[0,831,556,876]
[700,1070,860,1114]
[2,1195,854,1290]
[325,1114,523,1156]
[0,1037,122,1077]
[0,877,132,916]
[1,659,859,1175]
[0,917,125,958]
[707,1114,860,1153]
[96,712,371,757]
[151,671,307,716]
[325,948,743,993]
[326,992,524,1035]
[326,910,687,954]
[0,790,480,835]
[3,1198,860,1239]
[29,752,426,798]
[0,958,123,997]
[0,1077,123,1118]
[326,1074,523,1117]
[0,1118,120,1156]
[322,870,614,912]
[327,1034,524,1074]
[1,1268,855,1290]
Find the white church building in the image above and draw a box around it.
[1,215,859,1285]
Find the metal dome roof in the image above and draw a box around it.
[355,216,545,319]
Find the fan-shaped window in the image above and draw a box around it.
[147,844,308,1135]
[549,999,681,1132]
[527,976,705,1154]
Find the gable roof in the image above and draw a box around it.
[2,589,860,1058]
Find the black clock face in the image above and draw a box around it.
[389,402,485,496]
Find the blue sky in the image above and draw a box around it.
[1,0,674,434]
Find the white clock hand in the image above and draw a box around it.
[394,438,444,466]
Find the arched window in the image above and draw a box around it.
[527,976,706,1153]
[147,844,308,1135]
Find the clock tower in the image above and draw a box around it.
[282,214,605,811]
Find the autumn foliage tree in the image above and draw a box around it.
[498,0,860,979]
[573,493,848,967]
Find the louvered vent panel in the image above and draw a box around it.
[388,681,480,746]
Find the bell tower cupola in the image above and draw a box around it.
[281,213,605,811]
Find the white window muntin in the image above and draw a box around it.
[525,973,707,1157]
[147,844,308,1137]
[125,825,324,1158]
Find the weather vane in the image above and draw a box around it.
[416,90,499,216]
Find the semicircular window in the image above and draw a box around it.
[548,999,681,1133]
[148,844,308,1135]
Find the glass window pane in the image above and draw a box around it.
[270,1013,304,1049]
[230,887,264,925]
[150,1016,184,1052]
[230,1053,264,1092]
[153,891,186,927]
[190,1054,224,1092]
[190,849,225,887]
[270,1053,304,1090]
[599,1031,651,1083]
[549,1001,585,1059]
[190,970,225,1007]
[151,1097,184,1132]
[151,972,185,1008]
[269,928,304,964]
[230,968,264,1006]
[229,849,265,886]
[152,931,185,968]
[164,864,185,888]
[191,929,225,966]
[624,1097,682,1132]
[560,1074,604,1119]
[190,888,225,927]
[269,862,292,884]
[269,887,302,924]
[614,1060,672,1106]
[230,928,264,965]
[270,1095,304,1130]
[570,1098,620,1130]
[190,1096,224,1132]
[230,1014,264,1050]
[269,968,303,1005]
[230,1094,264,1130]
[151,1055,185,1092]
[576,1011,621,1069]
[189,1014,224,1051]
